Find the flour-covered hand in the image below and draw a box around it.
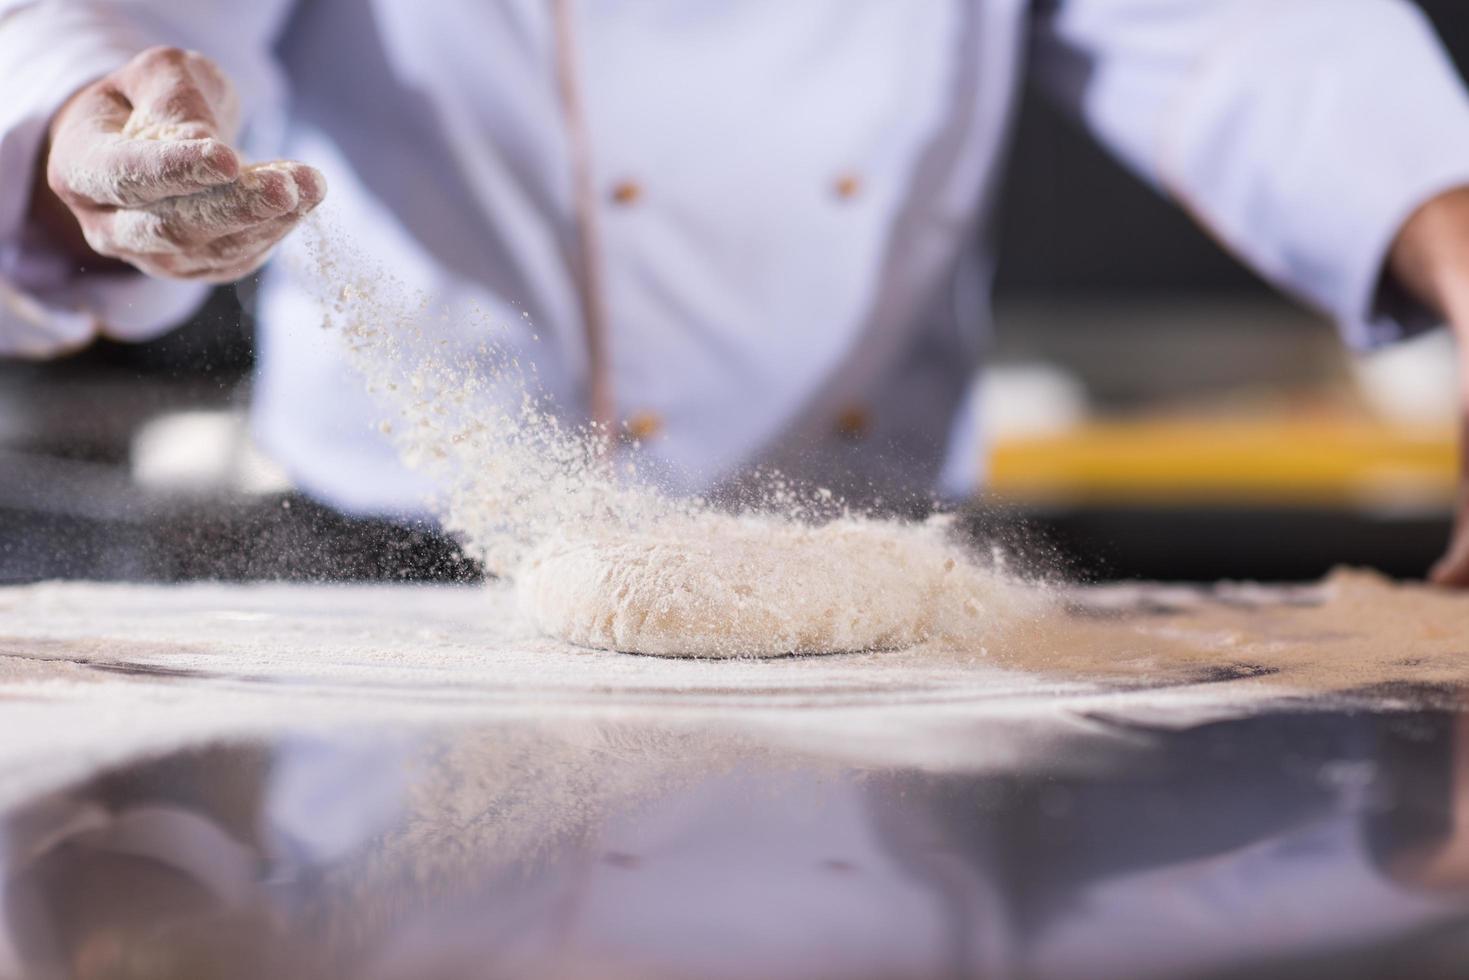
[41,46,325,283]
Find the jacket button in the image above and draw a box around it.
[610,180,643,205]
[832,173,862,201]
[834,406,871,441]
[625,410,663,441]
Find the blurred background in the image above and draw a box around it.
[1,0,1465,585]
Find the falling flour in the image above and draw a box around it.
[299,219,1047,657]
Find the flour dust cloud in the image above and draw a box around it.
[298,219,1049,658]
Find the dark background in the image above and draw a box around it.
[986,0,1469,581]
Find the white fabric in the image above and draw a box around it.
[1035,0,1469,349]
[3,0,1469,514]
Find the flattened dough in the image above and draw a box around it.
[514,515,1020,658]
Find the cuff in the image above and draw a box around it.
[0,3,208,357]
[1334,3,1469,349]
[0,3,151,246]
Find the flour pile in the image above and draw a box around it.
[300,222,1045,657]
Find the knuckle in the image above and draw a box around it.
[184,51,230,89]
[202,237,235,262]
[254,171,297,213]
[136,255,173,276]
[200,268,246,284]
[225,248,273,278]
[179,256,246,283]
[81,225,121,259]
[45,162,75,200]
[157,91,209,123]
[210,231,266,263]
[231,260,269,281]
[136,46,188,70]
[116,210,185,252]
[153,220,190,250]
[155,258,216,282]
[109,170,153,202]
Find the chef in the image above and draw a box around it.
[3,0,1469,584]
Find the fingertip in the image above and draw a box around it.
[290,164,327,210]
[199,139,240,182]
[1429,558,1469,588]
[254,168,300,214]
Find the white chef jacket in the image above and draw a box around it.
[3,1,1469,516]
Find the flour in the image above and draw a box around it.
[58,134,239,211]
[300,219,1049,657]
[106,162,300,255]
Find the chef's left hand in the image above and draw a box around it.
[1390,186,1469,587]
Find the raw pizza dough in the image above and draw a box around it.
[514,514,1026,658]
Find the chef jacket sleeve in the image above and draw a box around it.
[0,1,297,358]
[1032,0,1469,349]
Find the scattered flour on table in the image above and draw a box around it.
[297,220,1048,657]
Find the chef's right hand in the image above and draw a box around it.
[38,46,326,283]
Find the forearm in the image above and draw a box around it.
[1391,188,1469,409]
[0,5,155,355]
[1390,187,1469,585]
[1393,187,1469,309]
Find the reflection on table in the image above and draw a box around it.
[5,699,1469,979]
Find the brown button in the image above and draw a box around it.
[625,410,663,441]
[834,406,871,441]
[610,179,643,206]
[832,172,863,201]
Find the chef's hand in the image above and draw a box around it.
[1391,185,1469,587]
[33,46,325,284]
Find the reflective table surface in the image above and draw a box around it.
[6,698,1469,980]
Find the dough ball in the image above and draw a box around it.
[514,515,998,658]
